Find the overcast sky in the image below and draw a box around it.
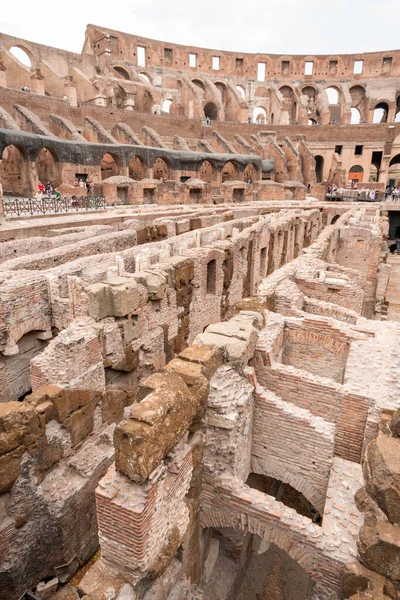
[1,0,399,56]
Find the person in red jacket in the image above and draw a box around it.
[38,181,45,193]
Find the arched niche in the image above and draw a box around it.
[129,156,144,180]
[199,160,215,183]
[373,101,389,124]
[253,107,266,124]
[0,144,31,196]
[100,153,119,180]
[9,45,32,68]
[222,161,239,182]
[314,155,324,183]
[36,147,60,187]
[113,66,130,80]
[349,164,364,183]
[204,102,218,121]
[243,163,259,183]
[153,157,169,181]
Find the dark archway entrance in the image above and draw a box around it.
[0,144,31,196]
[314,155,324,183]
[36,148,60,188]
[100,153,119,180]
[204,102,218,121]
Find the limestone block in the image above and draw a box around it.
[36,577,59,599]
[363,434,400,523]
[193,319,258,366]
[178,344,223,380]
[134,270,167,300]
[86,279,140,319]
[50,584,80,600]
[108,278,140,317]
[114,372,197,483]
[357,515,400,581]
[164,358,209,404]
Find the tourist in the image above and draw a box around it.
[46,182,53,197]
[79,179,85,189]
[307,183,311,194]
[38,181,45,194]
[55,188,61,201]
[86,179,91,194]
[370,189,376,201]
[73,178,79,188]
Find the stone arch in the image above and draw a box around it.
[373,101,389,123]
[204,101,218,121]
[325,86,340,105]
[253,107,267,124]
[201,497,325,587]
[139,72,152,84]
[199,160,215,183]
[153,157,169,181]
[243,163,259,183]
[8,317,51,348]
[388,154,400,186]
[36,147,60,187]
[129,156,145,180]
[0,144,31,196]
[222,160,239,182]
[349,164,364,183]
[315,155,324,183]
[113,66,130,80]
[350,85,366,120]
[9,45,34,68]
[100,153,119,180]
[192,79,205,92]
[236,85,246,99]
[308,118,317,126]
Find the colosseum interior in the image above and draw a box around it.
[1,22,400,600]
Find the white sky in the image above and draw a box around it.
[1,0,399,56]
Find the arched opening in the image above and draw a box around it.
[199,160,214,183]
[369,164,378,183]
[388,154,400,187]
[373,102,389,123]
[252,107,267,124]
[215,82,227,105]
[204,102,218,121]
[331,214,340,225]
[100,153,119,180]
[302,86,317,115]
[308,118,317,126]
[246,473,321,523]
[236,85,245,99]
[129,156,144,181]
[395,96,400,122]
[279,85,296,123]
[350,86,366,122]
[243,163,259,183]
[36,148,60,188]
[206,259,216,294]
[314,155,324,183]
[153,157,169,181]
[222,161,238,182]
[0,144,31,196]
[350,107,361,124]
[349,164,364,183]
[113,66,130,80]
[9,46,32,68]
[139,73,151,84]
[192,79,205,92]
[325,87,339,105]
[161,99,172,113]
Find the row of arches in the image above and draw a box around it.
[0,144,261,196]
[313,153,400,185]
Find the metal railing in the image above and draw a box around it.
[3,196,107,217]
[325,194,381,203]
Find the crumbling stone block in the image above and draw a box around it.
[114,372,197,483]
[86,278,140,320]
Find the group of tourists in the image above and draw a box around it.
[21,84,30,92]
[35,181,60,201]
[74,178,94,194]
[385,186,400,200]
[357,187,378,200]
[202,116,212,126]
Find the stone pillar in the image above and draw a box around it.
[64,78,77,107]
[124,92,135,111]
[30,68,45,95]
